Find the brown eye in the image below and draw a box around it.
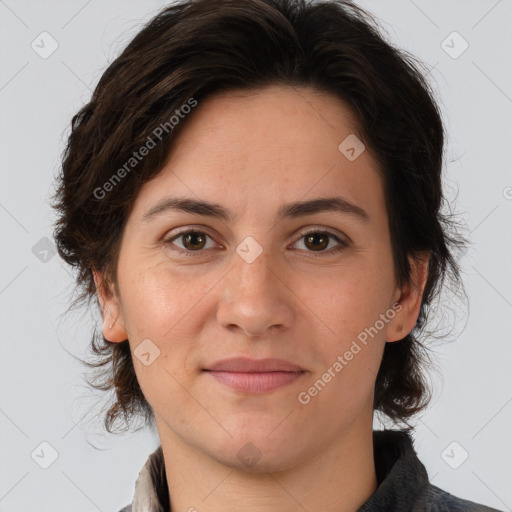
[165,230,216,253]
[181,231,207,250]
[304,232,329,251]
[292,229,349,256]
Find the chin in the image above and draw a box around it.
[207,430,305,475]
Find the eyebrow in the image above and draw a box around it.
[142,196,370,223]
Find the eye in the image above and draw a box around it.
[291,229,349,256]
[164,229,218,254]
[163,227,349,257]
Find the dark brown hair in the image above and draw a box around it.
[52,0,467,433]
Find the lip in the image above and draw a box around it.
[203,357,306,393]
[204,357,304,372]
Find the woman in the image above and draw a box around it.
[52,0,501,510]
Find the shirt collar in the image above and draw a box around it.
[129,429,428,512]
[357,430,429,511]
[131,444,168,512]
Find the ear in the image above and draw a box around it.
[385,251,430,343]
[92,268,128,343]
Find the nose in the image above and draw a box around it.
[216,246,295,338]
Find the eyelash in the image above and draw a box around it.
[163,228,349,258]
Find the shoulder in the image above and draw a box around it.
[417,483,503,512]
[363,430,503,512]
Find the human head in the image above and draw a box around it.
[53,0,466,435]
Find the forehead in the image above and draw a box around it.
[134,85,385,222]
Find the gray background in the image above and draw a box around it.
[0,0,511,510]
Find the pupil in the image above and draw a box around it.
[184,232,205,250]
[306,233,328,251]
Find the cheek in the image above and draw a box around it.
[116,261,211,406]
[299,274,390,414]
[118,256,217,341]
[309,261,395,389]
[317,265,392,337]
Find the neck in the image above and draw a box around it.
[157,413,378,512]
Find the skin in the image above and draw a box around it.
[94,85,429,512]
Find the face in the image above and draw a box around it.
[96,85,427,472]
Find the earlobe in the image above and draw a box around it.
[385,319,408,343]
[92,268,129,343]
[102,314,128,343]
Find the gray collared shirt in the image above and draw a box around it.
[119,430,502,512]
